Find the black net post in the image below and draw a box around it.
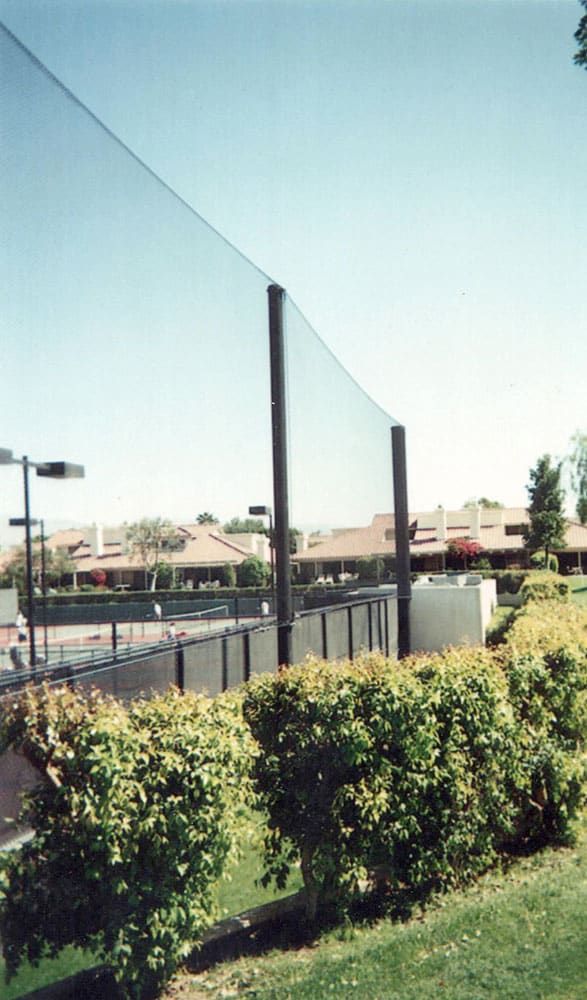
[392,425,411,657]
[268,284,293,667]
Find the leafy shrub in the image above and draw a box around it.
[221,563,236,588]
[243,650,525,916]
[244,656,394,916]
[470,556,492,571]
[497,597,587,848]
[154,560,174,589]
[245,587,587,915]
[381,648,524,889]
[356,556,384,581]
[464,570,527,594]
[237,556,269,588]
[519,571,569,605]
[498,571,528,595]
[503,595,586,657]
[446,538,483,567]
[0,685,254,997]
[530,550,559,572]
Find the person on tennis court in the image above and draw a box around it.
[166,622,176,641]
[15,610,27,643]
[153,601,162,621]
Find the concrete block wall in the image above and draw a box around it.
[410,576,497,653]
[0,588,18,626]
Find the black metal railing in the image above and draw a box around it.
[0,594,397,847]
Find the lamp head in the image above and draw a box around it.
[36,461,85,479]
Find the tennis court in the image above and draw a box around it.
[0,606,262,672]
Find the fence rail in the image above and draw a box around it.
[0,594,397,847]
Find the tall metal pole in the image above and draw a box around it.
[40,518,48,663]
[268,510,276,610]
[22,456,37,671]
[268,284,293,666]
[391,426,411,658]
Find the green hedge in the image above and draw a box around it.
[496,591,587,847]
[471,569,529,594]
[37,582,347,609]
[243,588,587,916]
[2,582,585,993]
[0,686,254,998]
[243,649,526,916]
[519,570,570,604]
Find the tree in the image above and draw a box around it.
[0,544,75,594]
[575,0,587,69]
[196,512,219,525]
[224,518,302,555]
[125,518,180,590]
[268,527,302,555]
[153,561,174,589]
[356,555,384,581]
[236,555,269,588]
[223,517,266,534]
[447,537,483,569]
[569,431,587,524]
[523,455,566,569]
[463,497,503,509]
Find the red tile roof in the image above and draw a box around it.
[294,509,587,561]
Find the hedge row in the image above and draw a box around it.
[243,647,524,918]
[34,583,347,609]
[243,576,587,914]
[0,688,254,998]
[472,569,529,594]
[518,569,570,604]
[1,578,585,997]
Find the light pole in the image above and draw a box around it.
[8,515,50,664]
[1,450,84,671]
[248,505,275,606]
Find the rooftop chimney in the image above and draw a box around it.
[469,505,481,540]
[436,507,447,541]
[87,523,104,557]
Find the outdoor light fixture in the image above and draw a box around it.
[1,449,85,671]
[9,516,49,663]
[36,461,85,479]
[248,505,272,517]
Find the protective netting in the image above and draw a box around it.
[285,297,398,530]
[1,22,400,548]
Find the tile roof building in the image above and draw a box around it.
[293,507,587,580]
[33,523,270,590]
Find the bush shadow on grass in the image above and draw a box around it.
[185,878,433,975]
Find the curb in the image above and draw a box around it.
[14,890,308,1000]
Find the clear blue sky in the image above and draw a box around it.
[0,0,585,544]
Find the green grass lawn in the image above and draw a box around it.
[166,810,587,1000]
[216,813,303,917]
[3,818,586,1000]
[569,574,587,607]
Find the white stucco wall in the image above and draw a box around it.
[0,588,18,626]
[410,576,497,653]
